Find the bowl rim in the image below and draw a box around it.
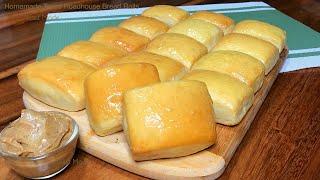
[0,111,79,160]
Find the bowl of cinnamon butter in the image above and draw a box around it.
[0,109,79,179]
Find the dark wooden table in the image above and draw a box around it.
[0,0,319,179]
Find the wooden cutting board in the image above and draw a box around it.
[22,49,287,179]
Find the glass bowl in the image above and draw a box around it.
[0,112,79,179]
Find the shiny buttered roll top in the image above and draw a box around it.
[57,40,127,68]
[168,18,223,51]
[123,80,216,161]
[213,33,279,74]
[90,27,150,52]
[119,16,169,39]
[146,33,208,69]
[106,52,187,81]
[189,11,235,35]
[18,56,95,111]
[141,5,189,27]
[233,20,286,52]
[183,70,254,126]
[192,50,265,93]
[84,63,160,136]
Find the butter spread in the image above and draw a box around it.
[0,109,73,157]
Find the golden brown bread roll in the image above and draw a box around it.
[189,11,235,34]
[192,50,265,93]
[119,16,169,39]
[106,52,186,81]
[85,63,160,136]
[141,5,189,27]
[213,33,279,74]
[57,41,127,68]
[183,70,254,125]
[168,19,223,51]
[90,27,150,52]
[18,56,95,111]
[123,80,216,161]
[146,33,207,69]
[233,20,286,52]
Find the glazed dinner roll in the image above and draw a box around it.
[18,56,95,111]
[57,40,127,68]
[168,19,223,50]
[183,70,254,125]
[189,11,235,35]
[85,63,160,136]
[141,5,189,27]
[213,33,279,74]
[90,27,150,52]
[119,16,169,39]
[146,33,207,69]
[192,50,265,93]
[233,20,286,52]
[106,52,186,81]
[123,80,216,161]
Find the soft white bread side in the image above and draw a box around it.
[168,19,223,51]
[142,5,189,27]
[85,63,160,136]
[233,20,286,52]
[146,33,207,69]
[57,40,127,68]
[18,56,95,111]
[123,80,216,161]
[90,27,150,52]
[189,11,235,34]
[183,70,254,126]
[106,52,186,81]
[213,33,279,74]
[119,16,169,39]
[192,50,265,93]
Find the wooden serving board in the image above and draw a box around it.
[22,49,287,179]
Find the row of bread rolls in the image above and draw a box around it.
[18,5,286,161]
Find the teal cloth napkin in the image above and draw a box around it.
[37,2,320,72]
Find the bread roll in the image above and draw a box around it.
[18,56,95,111]
[183,70,254,125]
[192,50,265,93]
[123,80,216,161]
[233,20,286,52]
[106,52,186,81]
[189,11,234,34]
[142,5,189,27]
[85,63,160,136]
[213,33,279,74]
[168,19,223,51]
[90,27,150,52]
[57,41,127,68]
[146,33,207,69]
[119,16,169,39]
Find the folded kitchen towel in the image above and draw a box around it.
[37,2,320,73]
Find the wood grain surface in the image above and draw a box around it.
[0,0,319,179]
